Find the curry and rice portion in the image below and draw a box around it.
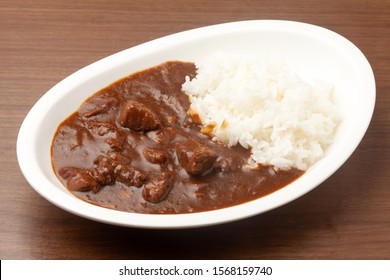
[51,52,339,214]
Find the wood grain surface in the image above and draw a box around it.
[1,0,389,259]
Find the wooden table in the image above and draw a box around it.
[1,0,389,260]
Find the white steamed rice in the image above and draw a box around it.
[182,52,340,170]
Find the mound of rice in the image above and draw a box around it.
[182,52,340,170]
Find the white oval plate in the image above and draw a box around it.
[17,20,375,229]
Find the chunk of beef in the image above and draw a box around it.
[93,153,147,188]
[112,162,147,188]
[142,172,172,203]
[89,155,115,186]
[176,139,218,176]
[85,121,124,151]
[107,152,132,164]
[118,100,160,131]
[58,167,99,193]
[142,147,167,164]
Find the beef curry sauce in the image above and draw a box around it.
[51,61,303,214]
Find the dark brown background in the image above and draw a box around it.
[1,0,389,259]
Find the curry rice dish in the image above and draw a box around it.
[51,61,307,214]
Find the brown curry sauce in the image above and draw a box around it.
[51,61,303,214]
